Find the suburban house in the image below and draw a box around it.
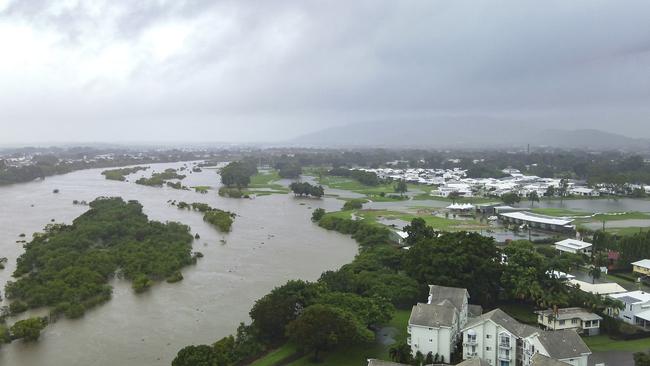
[607,290,650,328]
[554,239,592,256]
[522,330,591,366]
[567,279,626,296]
[569,187,600,197]
[461,308,538,366]
[407,285,470,363]
[535,308,602,336]
[631,259,650,277]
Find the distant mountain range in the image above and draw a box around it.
[290,118,650,150]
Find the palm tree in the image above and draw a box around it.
[528,191,540,207]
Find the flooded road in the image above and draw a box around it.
[0,162,358,366]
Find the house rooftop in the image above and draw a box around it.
[530,353,572,366]
[555,239,592,250]
[610,290,650,304]
[456,358,490,366]
[535,307,602,322]
[462,308,538,338]
[632,259,650,270]
[568,279,627,295]
[409,302,456,328]
[428,284,469,311]
[532,329,591,360]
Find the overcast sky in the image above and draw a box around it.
[0,0,649,144]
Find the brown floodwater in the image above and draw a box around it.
[0,162,357,366]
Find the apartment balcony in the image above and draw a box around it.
[498,353,511,361]
[499,342,512,349]
[464,339,477,346]
[407,337,412,346]
[407,327,412,334]
[465,351,478,357]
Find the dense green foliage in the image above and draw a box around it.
[9,317,48,342]
[277,163,303,179]
[285,304,374,361]
[101,166,148,181]
[501,192,521,205]
[403,231,502,305]
[342,199,364,211]
[328,168,380,186]
[220,160,258,189]
[289,182,324,198]
[4,197,194,319]
[175,201,236,232]
[136,168,186,186]
[317,216,393,249]
[311,208,326,222]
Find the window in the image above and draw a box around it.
[467,333,477,343]
[572,319,578,325]
[499,335,510,348]
[559,320,565,325]
[486,334,491,339]
[429,339,433,343]
[486,346,491,351]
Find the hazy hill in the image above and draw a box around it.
[291,119,649,150]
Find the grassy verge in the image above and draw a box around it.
[583,334,650,352]
[249,344,300,366]
[324,209,489,232]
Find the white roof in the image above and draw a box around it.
[610,290,650,303]
[568,279,627,295]
[636,309,650,322]
[555,239,592,250]
[548,270,576,280]
[632,259,650,270]
[395,231,409,239]
[447,203,475,210]
[500,211,573,226]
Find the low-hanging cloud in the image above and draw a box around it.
[0,0,649,143]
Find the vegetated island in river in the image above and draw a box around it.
[101,166,149,181]
[172,201,236,232]
[2,197,199,342]
[136,168,187,187]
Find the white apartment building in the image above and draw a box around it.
[461,309,538,366]
[523,330,591,366]
[608,290,650,328]
[407,285,470,363]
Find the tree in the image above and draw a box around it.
[447,191,461,203]
[172,345,218,366]
[403,218,436,246]
[501,192,521,205]
[249,280,322,344]
[527,191,540,207]
[545,185,556,197]
[394,180,408,197]
[403,231,502,306]
[10,317,48,342]
[285,304,373,362]
[501,241,567,307]
[311,208,326,222]
[634,351,650,366]
[558,178,570,202]
[342,199,364,211]
[389,342,413,364]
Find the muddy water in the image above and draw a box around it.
[0,162,357,366]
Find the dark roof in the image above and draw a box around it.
[456,358,490,366]
[463,309,538,338]
[428,284,469,311]
[534,330,591,360]
[409,302,457,328]
[535,308,602,322]
[531,354,570,366]
[468,304,483,317]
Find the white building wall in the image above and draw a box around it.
[410,325,452,362]
[463,321,516,366]
[523,336,588,366]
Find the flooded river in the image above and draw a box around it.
[0,162,358,366]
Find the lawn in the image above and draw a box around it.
[356,209,489,232]
[249,344,299,366]
[245,170,291,195]
[583,335,650,352]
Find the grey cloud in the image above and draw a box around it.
[0,0,649,143]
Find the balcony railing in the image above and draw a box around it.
[499,342,511,349]
[407,337,411,346]
[464,339,477,346]
[498,352,511,361]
